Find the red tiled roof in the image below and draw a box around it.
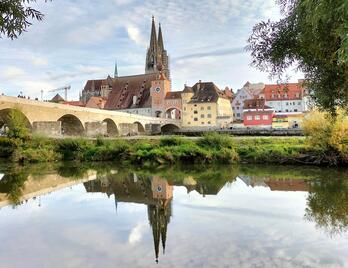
[86,96,107,109]
[104,73,157,110]
[63,101,85,107]
[264,83,304,101]
[165,91,182,99]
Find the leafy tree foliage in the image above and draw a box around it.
[0,0,50,39]
[247,0,348,114]
[6,109,31,140]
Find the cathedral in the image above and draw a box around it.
[80,17,172,118]
[145,16,170,79]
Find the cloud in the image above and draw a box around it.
[128,222,148,245]
[172,47,244,62]
[1,67,26,80]
[126,25,147,47]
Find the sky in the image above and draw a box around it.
[0,0,303,101]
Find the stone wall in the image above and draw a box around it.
[85,122,107,137]
[118,123,138,136]
[33,121,61,136]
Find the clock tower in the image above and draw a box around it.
[150,64,171,117]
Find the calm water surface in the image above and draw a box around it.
[0,163,347,268]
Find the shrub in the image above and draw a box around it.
[0,137,21,157]
[197,133,235,150]
[13,147,60,163]
[6,109,31,140]
[303,109,348,162]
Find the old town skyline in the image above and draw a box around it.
[0,0,303,100]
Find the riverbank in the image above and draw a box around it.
[0,134,346,166]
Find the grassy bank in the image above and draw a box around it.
[0,134,346,166]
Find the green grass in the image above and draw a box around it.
[0,134,344,166]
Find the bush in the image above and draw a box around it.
[13,147,60,163]
[303,109,348,162]
[198,133,235,149]
[5,109,31,140]
[0,137,21,157]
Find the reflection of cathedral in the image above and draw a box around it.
[84,174,173,263]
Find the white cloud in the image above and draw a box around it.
[126,25,147,47]
[128,222,147,245]
[1,67,26,80]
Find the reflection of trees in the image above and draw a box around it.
[305,178,348,236]
[0,169,28,205]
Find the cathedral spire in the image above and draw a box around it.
[114,60,118,78]
[158,23,164,52]
[149,16,157,53]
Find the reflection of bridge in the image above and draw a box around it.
[0,96,181,137]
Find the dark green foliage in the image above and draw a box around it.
[5,109,31,140]
[0,137,21,157]
[0,0,51,39]
[247,0,348,114]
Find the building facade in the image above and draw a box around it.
[243,99,274,127]
[260,81,308,113]
[182,82,233,128]
[232,82,264,121]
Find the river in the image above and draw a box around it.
[0,162,347,267]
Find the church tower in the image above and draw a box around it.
[145,17,170,80]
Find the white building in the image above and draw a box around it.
[231,82,264,121]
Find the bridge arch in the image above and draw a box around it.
[0,108,32,133]
[165,107,181,119]
[103,118,119,137]
[161,123,180,134]
[58,114,84,136]
[133,121,145,134]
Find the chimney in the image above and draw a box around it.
[133,95,137,105]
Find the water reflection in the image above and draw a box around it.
[0,163,348,265]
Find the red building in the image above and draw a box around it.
[243,99,274,127]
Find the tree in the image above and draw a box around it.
[6,109,31,140]
[247,0,348,114]
[0,0,50,39]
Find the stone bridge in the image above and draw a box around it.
[0,96,181,137]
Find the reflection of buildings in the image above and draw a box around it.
[84,174,173,263]
[239,176,310,192]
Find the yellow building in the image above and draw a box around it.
[272,112,305,129]
[181,82,233,128]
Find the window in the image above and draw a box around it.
[286,102,289,105]
[255,115,260,120]
[194,110,198,114]
[188,122,191,125]
[207,106,211,110]
[201,122,204,125]
[208,121,211,124]
[237,113,240,117]
[207,114,212,118]
[194,118,198,121]
[247,116,252,121]
[201,107,204,110]
[184,107,186,111]
[298,102,301,105]
[201,114,205,118]
[262,115,269,120]
[294,109,298,112]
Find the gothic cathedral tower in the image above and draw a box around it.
[145,17,170,80]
